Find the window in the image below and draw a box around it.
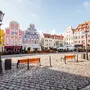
[82,36,84,38]
[25,35,26,38]
[88,40,90,42]
[88,34,90,37]
[82,40,85,44]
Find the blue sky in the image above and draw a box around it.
[0,0,90,34]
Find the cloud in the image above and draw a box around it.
[38,29,56,35]
[83,1,90,8]
[38,30,43,35]
[76,9,83,13]
[76,1,90,13]
[1,24,8,31]
[31,13,39,19]
[50,29,56,34]
[17,0,23,3]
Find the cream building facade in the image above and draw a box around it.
[40,33,64,49]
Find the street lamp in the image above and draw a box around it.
[84,22,89,60]
[0,10,5,74]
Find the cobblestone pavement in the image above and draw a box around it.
[1,60,90,90]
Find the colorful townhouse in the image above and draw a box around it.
[0,29,4,52]
[73,21,90,48]
[4,21,24,53]
[22,24,41,51]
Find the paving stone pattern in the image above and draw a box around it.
[0,61,90,90]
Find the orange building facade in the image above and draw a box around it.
[73,21,90,48]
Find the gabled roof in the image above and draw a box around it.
[43,33,64,39]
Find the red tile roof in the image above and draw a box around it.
[43,33,64,39]
[73,21,90,33]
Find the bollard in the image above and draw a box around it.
[77,54,78,62]
[39,58,41,66]
[17,61,19,69]
[76,51,78,62]
[27,59,29,70]
[49,56,52,67]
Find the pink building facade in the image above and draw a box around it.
[4,21,23,53]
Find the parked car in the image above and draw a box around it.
[57,46,67,52]
[57,45,76,52]
[67,45,76,51]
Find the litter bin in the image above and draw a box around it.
[5,59,12,70]
[0,60,3,74]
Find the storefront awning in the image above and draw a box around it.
[4,46,22,49]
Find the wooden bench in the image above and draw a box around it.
[17,58,41,69]
[64,55,76,64]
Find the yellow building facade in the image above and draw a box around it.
[0,29,4,52]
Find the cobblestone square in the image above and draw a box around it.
[0,58,90,90]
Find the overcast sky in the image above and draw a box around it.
[0,0,90,34]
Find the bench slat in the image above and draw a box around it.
[18,58,40,63]
[18,59,28,63]
[65,55,75,59]
[64,55,76,64]
[29,58,40,63]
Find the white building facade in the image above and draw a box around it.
[63,26,75,46]
[41,33,64,49]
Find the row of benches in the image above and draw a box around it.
[17,55,78,69]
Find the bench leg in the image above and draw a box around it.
[17,62,19,69]
[64,58,66,64]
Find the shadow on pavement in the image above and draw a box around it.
[0,64,90,90]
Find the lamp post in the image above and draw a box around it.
[84,22,89,60]
[0,10,5,74]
